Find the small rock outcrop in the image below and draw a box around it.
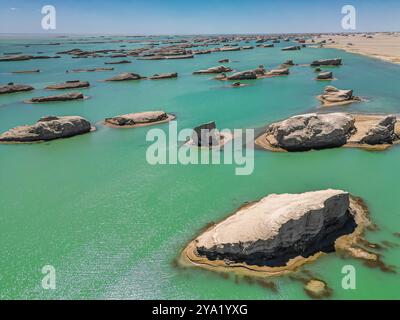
[68,67,114,73]
[193,65,233,74]
[12,69,40,74]
[105,72,143,81]
[359,115,397,144]
[191,121,220,147]
[104,60,131,64]
[25,92,84,103]
[0,116,92,143]
[0,83,34,94]
[316,71,333,80]
[304,280,332,299]
[0,54,33,61]
[282,46,301,51]
[45,80,90,90]
[311,58,342,66]
[318,86,361,106]
[104,111,173,127]
[226,70,257,80]
[267,68,290,76]
[149,73,178,80]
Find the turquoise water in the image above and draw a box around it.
[0,36,400,299]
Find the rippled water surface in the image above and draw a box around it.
[0,36,399,299]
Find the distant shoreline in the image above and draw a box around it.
[312,32,400,65]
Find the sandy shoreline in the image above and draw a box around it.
[312,33,400,65]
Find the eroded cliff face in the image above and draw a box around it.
[195,190,356,267]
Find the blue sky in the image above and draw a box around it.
[0,0,399,35]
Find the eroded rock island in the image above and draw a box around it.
[255,113,399,151]
[0,115,93,143]
[104,111,175,128]
[180,189,371,277]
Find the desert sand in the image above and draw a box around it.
[315,33,400,64]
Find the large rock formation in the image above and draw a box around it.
[257,113,399,151]
[26,92,84,103]
[263,113,355,151]
[105,72,143,81]
[193,65,233,74]
[45,80,90,90]
[0,83,34,94]
[318,86,360,106]
[0,116,92,142]
[311,58,342,66]
[194,190,356,267]
[104,111,171,127]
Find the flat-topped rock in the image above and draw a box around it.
[104,111,174,127]
[348,114,399,146]
[26,92,84,103]
[311,58,342,66]
[316,71,333,80]
[150,73,178,80]
[227,70,257,80]
[104,72,143,81]
[186,189,360,269]
[193,65,233,74]
[318,86,361,106]
[267,68,290,76]
[165,54,194,59]
[104,60,131,64]
[137,55,165,60]
[0,54,33,61]
[220,46,241,52]
[68,67,114,73]
[45,80,90,90]
[257,113,400,152]
[0,83,34,94]
[282,45,301,51]
[0,116,92,143]
[11,69,40,74]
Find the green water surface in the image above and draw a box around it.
[0,36,399,299]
